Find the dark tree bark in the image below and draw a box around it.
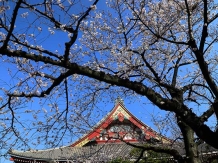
[177,117,201,163]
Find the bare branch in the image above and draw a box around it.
[2,0,22,49]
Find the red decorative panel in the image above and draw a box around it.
[118,113,124,122]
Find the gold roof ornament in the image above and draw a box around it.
[115,96,124,106]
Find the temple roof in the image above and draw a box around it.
[71,98,171,147]
[9,143,136,162]
[9,141,218,163]
[9,98,172,162]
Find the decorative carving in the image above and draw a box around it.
[112,106,130,120]
[118,113,124,122]
[115,97,124,105]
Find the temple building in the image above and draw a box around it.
[9,98,173,163]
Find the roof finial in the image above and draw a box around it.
[115,96,124,105]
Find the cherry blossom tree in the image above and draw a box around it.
[1,0,218,162]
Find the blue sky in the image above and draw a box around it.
[0,2,167,162]
[1,0,218,163]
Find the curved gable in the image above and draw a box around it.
[71,99,171,147]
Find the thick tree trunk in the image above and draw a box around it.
[177,117,201,163]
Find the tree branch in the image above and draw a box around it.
[199,0,208,53]
[2,0,22,49]
[184,0,194,40]
[1,47,218,149]
[189,40,218,98]
[125,142,183,162]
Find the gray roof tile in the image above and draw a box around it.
[9,143,136,162]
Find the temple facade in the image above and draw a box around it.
[9,98,172,163]
[71,98,170,147]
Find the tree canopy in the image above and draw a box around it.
[1,0,218,161]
